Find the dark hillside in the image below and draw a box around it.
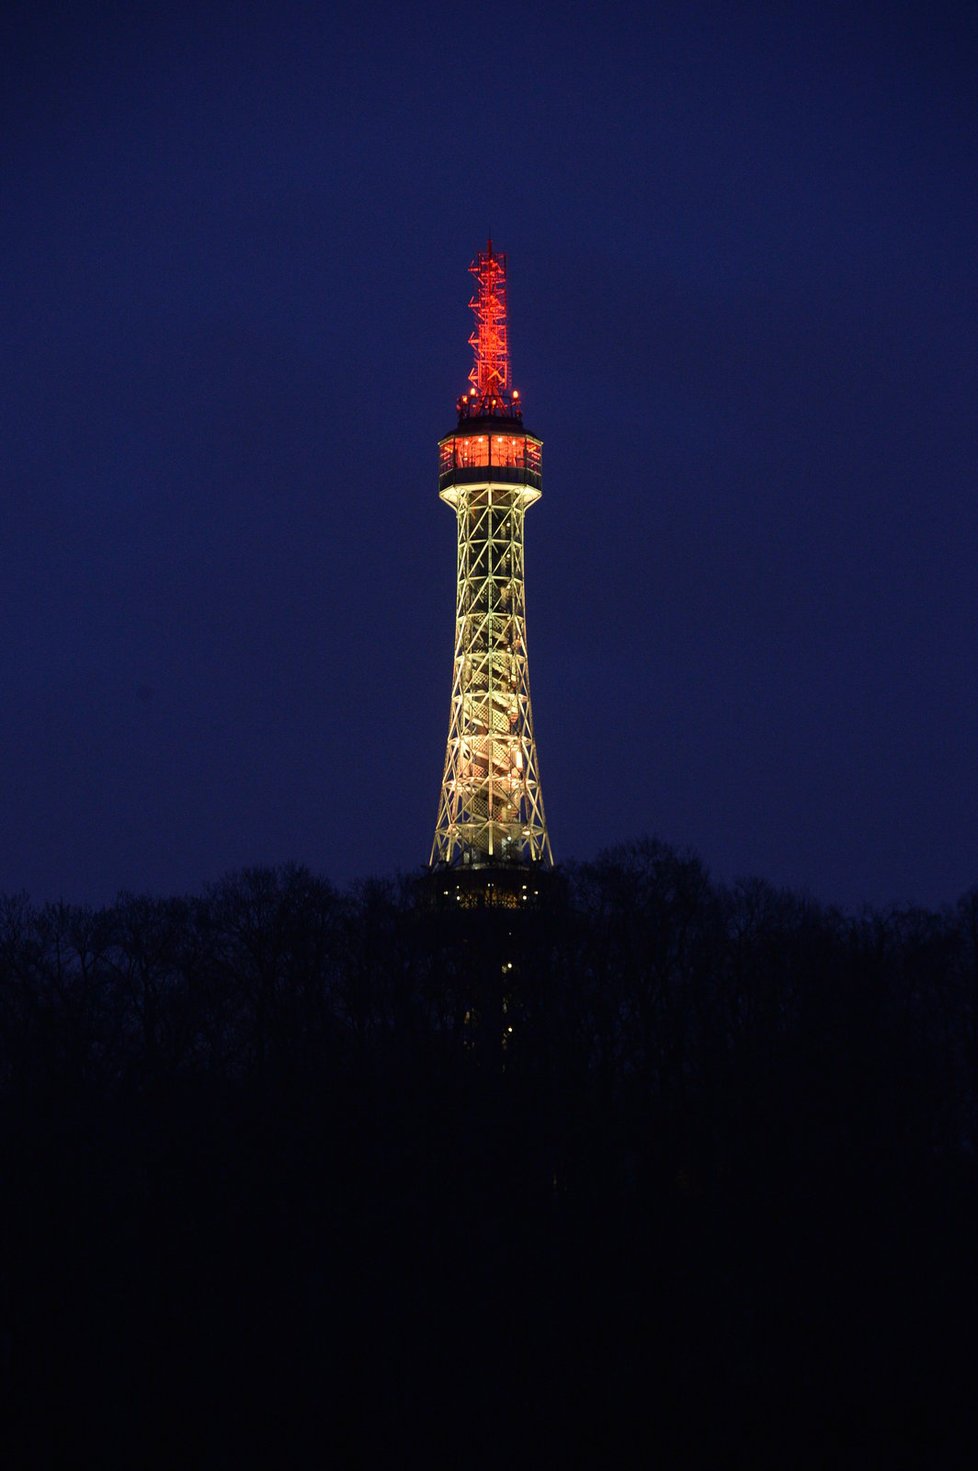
[1,842,976,1466]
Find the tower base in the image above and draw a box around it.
[422,863,552,911]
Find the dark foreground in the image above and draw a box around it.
[1,841,976,1466]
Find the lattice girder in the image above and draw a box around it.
[431,475,552,869]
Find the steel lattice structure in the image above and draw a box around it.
[431,242,552,871]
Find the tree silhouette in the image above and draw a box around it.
[0,842,976,1465]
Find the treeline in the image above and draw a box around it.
[1,840,976,1465]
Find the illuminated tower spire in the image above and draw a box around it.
[431,242,552,873]
[467,238,509,407]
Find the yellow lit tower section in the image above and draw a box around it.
[431,241,553,875]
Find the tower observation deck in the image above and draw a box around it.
[431,242,553,875]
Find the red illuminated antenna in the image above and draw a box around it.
[459,239,521,422]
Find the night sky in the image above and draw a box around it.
[4,1,977,909]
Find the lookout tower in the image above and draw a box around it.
[430,242,552,888]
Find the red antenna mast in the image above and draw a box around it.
[458,239,522,423]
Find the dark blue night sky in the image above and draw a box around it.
[4,1,977,908]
